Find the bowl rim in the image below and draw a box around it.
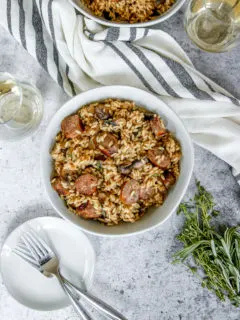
[68,0,186,28]
[41,85,194,237]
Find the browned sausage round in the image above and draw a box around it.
[61,115,84,139]
[76,201,99,219]
[95,132,118,157]
[95,105,110,120]
[52,178,69,196]
[148,148,171,169]
[139,186,155,200]
[120,179,140,204]
[150,116,166,137]
[75,174,98,195]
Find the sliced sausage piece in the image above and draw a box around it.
[95,105,111,120]
[95,132,118,157]
[150,115,166,137]
[61,115,84,139]
[76,201,99,219]
[75,174,98,195]
[120,179,140,205]
[139,186,155,201]
[148,148,171,169]
[162,172,176,189]
[52,178,69,196]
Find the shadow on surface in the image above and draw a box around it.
[4,202,58,241]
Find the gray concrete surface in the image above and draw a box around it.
[0,6,240,320]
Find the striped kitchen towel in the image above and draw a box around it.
[1,0,240,185]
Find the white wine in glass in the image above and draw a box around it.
[0,73,43,141]
[184,0,240,52]
[0,77,22,124]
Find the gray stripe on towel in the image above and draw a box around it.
[39,0,44,20]
[126,42,179,98]
[48,0,63,88]
[18,0,26,49]
[159,54,214,100]
[106,28,120,42]
[204,80,240,106]
[129,28,137,42]
[66,64,77,96]
[143,29,149,37]
[105,42,154,92]
[48,0,76,93]
[7,0,12,35]
[32,0,48,72]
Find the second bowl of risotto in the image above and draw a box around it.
[69,0,186,27]
[41,86,194,236]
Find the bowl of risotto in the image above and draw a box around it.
[41,86,193,236]
[69,0,186,27]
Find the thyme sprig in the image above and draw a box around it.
[173,181,240,306]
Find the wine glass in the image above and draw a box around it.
[0,72,43,141]
[184,0,240,52]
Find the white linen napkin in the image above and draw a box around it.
[1,0,240,185]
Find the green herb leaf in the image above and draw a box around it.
[95,161,103,171]
[173,181,240,306]
[152,173,160,178]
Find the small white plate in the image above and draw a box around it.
[0,217,95,311]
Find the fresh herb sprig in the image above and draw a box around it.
[173,181,240,306]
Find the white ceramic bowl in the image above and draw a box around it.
[41,86,194,237]
[69,0,186,28]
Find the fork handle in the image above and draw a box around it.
[56,273,92,320]
[63,278,127,320]
[63,285,92,320]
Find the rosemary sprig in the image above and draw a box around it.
[173,181,240,306]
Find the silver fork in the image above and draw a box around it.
[15,231,92,320]
[14,230,127,320]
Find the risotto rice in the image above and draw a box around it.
[81,0,176,23]
[50,99,181,225]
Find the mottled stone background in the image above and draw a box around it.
[0,6,240,320]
